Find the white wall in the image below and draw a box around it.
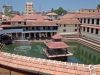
[57,24,79,34]
[81,29,100,41]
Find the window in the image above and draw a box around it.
[92,19,94,24]
[24,22,26,25]
[75,25,77,27]
[18,22,21,24]
[64,24,66,27]
[32,27,34,30]
[88,19,90,24]
[96,19,99,25]
[87,27,89,32]
[26,27,28,30]
[83,27,85,31]
[63,29,66,32]
[91,28,94,33]
[80,19,82,23]
[84,18,86,23]
[95,29,99,34]
[75,29,77,31]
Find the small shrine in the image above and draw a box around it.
[44,34,72,58]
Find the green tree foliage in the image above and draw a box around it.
[97,4,100,9]
[53,7,67,15]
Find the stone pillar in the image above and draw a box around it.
[99,19,100,25]
[90,19,92,24]
[11,33,13,39]
[82,18,84,24]
[94,19,97,25]
[29,33,31,39]
[51,32,53,37]
[45,33,47,38]
[16,33,18,40]
[86,18,88,24]
[34,33,36,39]
[22,33,25,40]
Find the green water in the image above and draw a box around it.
[3,43,46,58]
[3,42,100,64]
[67,42,100,64]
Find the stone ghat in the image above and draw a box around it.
[0,52,100,75]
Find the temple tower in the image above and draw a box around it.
[24,1,34,15]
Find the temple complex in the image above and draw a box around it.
[0,1,100,75]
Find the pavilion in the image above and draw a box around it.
[44,41,72,58]
[51,34,63,41]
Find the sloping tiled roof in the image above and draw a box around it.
[1,20,58,28]
[57,18,80,25]
[77,14,100,18]
[23,14,48,20]
[81,24,100,29]
[52,34,63,40]
[26,20,58,26]
[60,13,100,19]
[11,15,24,22]
[45,42,69,49]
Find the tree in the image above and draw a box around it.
[53,7,67,15]
[51,8,54,12]
[97,4,100,9]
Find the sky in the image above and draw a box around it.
[0,0,100,12]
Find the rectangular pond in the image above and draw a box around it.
[3,42,100,64]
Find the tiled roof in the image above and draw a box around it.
[23,14,48,20]
[60,13,100,19]
[45,42,69,49]
[11,15,24,22]
[52,34,63,39]
[77,14,100,18]
[26,20,58,26]
[1,20,58,28]
[81,24,100,29]
[57,18,80,25]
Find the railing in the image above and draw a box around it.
[0,29,57,34]
[0,29,23,34]
[23,30,57,33]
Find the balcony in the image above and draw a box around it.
[0,29,23,34]
[23,30,57,33]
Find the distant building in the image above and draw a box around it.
[24,2,34,15]
[47,12,58,20]
[79,8,100,14]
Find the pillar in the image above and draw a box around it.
[82,18,84,24]
[89,19,92,24]
[86,18,88,24]
[29,33,31,39]
[22,33,25,40]
[45,33,47,38]
[94,19,96,25]
[34,33,36,39]
[39,33,41,39]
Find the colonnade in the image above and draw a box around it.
[9,32,56,40]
